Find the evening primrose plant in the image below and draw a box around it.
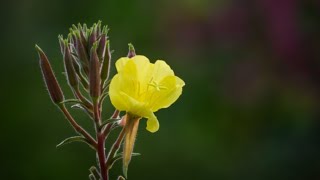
[36,21,184,180]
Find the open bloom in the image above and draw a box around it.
[109,55,185,176]
[109,55,185,132]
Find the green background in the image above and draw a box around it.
[1,0,320,179]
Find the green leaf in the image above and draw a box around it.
[60,99,83,104]
[89,174,96,180]
[56,136,95,150]
[99,92,109,104]
[99,118,120,130]
[89,166,100,179]
[71,103,93,116]
[108,152,141,169]
[117,175,125,180]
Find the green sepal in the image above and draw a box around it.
[56,136,96,150]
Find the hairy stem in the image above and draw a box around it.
[93,100,108,180]
[106,127,125,167]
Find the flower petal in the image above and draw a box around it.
[131,55,150,71]
[109,75,128,110]
[131,56,154,94]
[109,60,139,110]
[152,60,174,82]
[115,57,130,72]
[149,75,185,111]
[146,112,159,133]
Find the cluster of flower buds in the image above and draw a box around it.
[36,21,111,107]
[36,22,118,180]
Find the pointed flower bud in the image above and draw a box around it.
[127,43,136,58]
[97,34,106,62]
[100,40,111,86]
[72,59,89,90]
[88,25,97,52]
[89,42,101,98]
[78,23,88,48]
[58,35,65,56]
[96,20,102,38]
[63,41,79,88]
[75,31,90,75]
[36,45,64,104]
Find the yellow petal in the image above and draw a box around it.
[131,55,154,90]
[148,75,185,111]
[109,60,139,110]
[109,75,128,110]
[146,112,159,133]
[130,55,150,71]
[152,60,174,82]
[115,57,130,72]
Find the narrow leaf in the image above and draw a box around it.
[89,166,100,179]
[109,152,140,170]
[99,118,120,130]
[60,99,83,104]
[89,174,96,180]
[56,136,95,150]
[117,176,125,180]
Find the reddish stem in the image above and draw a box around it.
[106,127,125,167]
[93,100,108,180]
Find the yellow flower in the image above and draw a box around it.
[109,55,185,176]
[109,55,185,133]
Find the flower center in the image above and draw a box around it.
[148,80,167,91]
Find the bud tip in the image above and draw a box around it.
[127,43,136,58]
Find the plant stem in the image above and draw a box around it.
[58,104,97,148]
[97,131,108,180]
[93,99,108,180]
[106,127,125,167]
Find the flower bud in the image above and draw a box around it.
[96,20,102,38]
[63,41,79,88]
[89,42,101,98]
[36,45,64,104]
[74,31,90,75]
[97,34,106,62]
[100,40,111,86]
[88,24,97,52]
[78,23,88,48]
[127,43,136,58]
[73,59,89,90]
[58,35,65,56]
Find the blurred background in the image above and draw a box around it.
[1,0,320,179]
